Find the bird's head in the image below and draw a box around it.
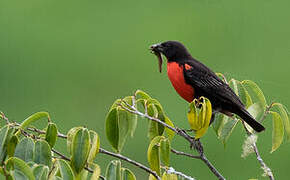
[150,41,191,72]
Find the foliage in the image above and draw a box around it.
[0,76,289,180]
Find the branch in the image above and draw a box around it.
[120,101,226,180]
[99,148,160,180]
[170,148,200,159]
[10,121,161,180]
[241,103,275,180]
[162,167,196,180]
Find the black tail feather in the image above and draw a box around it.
[236,108,265,132]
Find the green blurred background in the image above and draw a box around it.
[0,0,289,179]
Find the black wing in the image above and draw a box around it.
[183,59,244,110]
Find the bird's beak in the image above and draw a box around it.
[150,43,163,53]
[150,43,163,73]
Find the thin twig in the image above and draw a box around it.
[241,103,275,180]
[260,103,274,123]
[8,121,160,180]
[170,148,200,159]
[162,166,196,180]
[120,101,226,180]
[52,149,106,180]
[99,148,161,180]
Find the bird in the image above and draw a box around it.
[150,40,265,132]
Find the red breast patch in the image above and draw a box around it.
[167,62,194,102]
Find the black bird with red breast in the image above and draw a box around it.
[150,40,265,132]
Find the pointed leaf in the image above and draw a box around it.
[0,125,11,162]
[6,157,35,180]
[67,127,83,154]
[160,138,170,167]
[106,160,121,180]
[32,165,49,180]
[187,100,199,130]
[116,107,130,152]
[75,169,88,180]
[14,137,35,163]
[195,98,212,139]
[247,103,262,119]
[58,159,75,180]
[10,169,29,180]
[90,164,101,180]
[270,111,284,153]
[212,114,229,138]
[7,135,18,158]
[71,128,90,174]
[34,140,52,168]
[106,108,119,151]
[241,80,267,110]
[164,116,175,141]
[122,168,136,180]
[273,103,290,141]
[123,96,138,137]
[88,131,100,163]
[220,118,239,146]
[147,103,165,140]
[135,90,151,100]
[45,123,58,148]
[15,112,50,136]
[162,172,178,180]
[147,136,163,176]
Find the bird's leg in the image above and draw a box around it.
[190,138,204,155]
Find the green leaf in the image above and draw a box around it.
[241,80,267,110]
[116,107,130,152]
[122,168,136,180]
[14,137,34,163]
[67,127,83,154]
[147,136,163,176]
[47,160,59,180]
[106,108,119,151]
[90,164,101,180]
[0,125,14,163]
[135,90,151,100]
[6,157,35,180]
[75,169,88,180]
[270,111,284,153]
[71,128,90,174]
[212,114,229,138]
[247,103,262,119]
[237,83,253,108]
[45,123,58,148]
[147,102,165,140]
[7,135,18,158]
[123,96,138,137]
[58,159,75,180]
[229,79,239,95]
[87,131,100,163]
[110,99,122,111]
[161,172,178,180]
[106,160,122,180]
[15,112,50,136]
[32,165,49,180]
[11,169,29,180]
[106,106,131,153]
[34,140,52,168]
[272,103,290,141]
[164,116,175,141]
[220,118,239,146]
[160,138,170,167]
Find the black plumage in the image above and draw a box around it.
[150,40,265,132]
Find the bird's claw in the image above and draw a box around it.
[190,138,204,155]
